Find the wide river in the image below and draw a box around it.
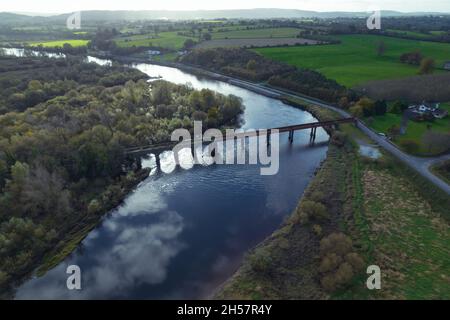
[6,51,329,299]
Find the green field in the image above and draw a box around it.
[114,31,196,50]
[211,27,302,39]
[30,39,90,47]
[255,34,450,87]
[387,29,436,39]
[367,103,450,155]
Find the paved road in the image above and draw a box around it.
[223,76,450,195]
[161,62,450,195]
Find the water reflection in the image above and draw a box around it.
[1,48,65,58]
[17,179,184,299]
[14,57,329,299]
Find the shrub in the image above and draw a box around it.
[319,253,342,273]
[330,131,347,147]
[312,224,322,236]
[249,251,274,275]
[298,200,329,223]
[320,233,353,257]
[318,233,364,292]
[399,139,420,154]
[345,252,365,272]
[87,199,101,214]
[309,191,326,203]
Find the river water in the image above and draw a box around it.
[3,50,329,299]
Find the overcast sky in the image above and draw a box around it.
[2,0,450,14]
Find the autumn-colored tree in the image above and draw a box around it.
[419,58,435,74]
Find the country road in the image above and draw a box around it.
[129,59,450,195]
[176,67,450,195]
[238,78,450,195]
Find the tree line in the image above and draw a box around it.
[0,56,244,295]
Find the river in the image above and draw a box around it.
[3,50,329,299]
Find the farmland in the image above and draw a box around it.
[211,27,302,39]
[195,38,318,49]
[113,31,196,50]
[255,34,450,87]
[29,39,90,47]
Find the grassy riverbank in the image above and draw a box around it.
[216,97,450,299]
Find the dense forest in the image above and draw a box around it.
[0,56,244,295]
[180,48,355,104]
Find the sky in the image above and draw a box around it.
[1,0,450,14]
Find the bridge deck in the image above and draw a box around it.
[125,117,355,154]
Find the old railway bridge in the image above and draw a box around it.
[124,118,356,165]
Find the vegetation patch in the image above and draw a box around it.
[29,39,90,48]
[114,31,196,50]
[431,160,450,185]
[255,34,450,87]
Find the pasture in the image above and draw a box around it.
[367,103,450,155]
[211,27,302,39]
[195,38,318,49]
[29,39,89,47]
[255,34,450,87]
[114,31,196,50]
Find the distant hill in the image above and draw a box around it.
[1,9,449,24]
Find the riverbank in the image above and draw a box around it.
[1,168,150,299]
[215,98,450,299]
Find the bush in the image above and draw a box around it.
[312,224,322,236]
[399,139,420,154]
[318,233,364,292]
[309,191,326,203]
[249,251,274,275]
[330,131,347,147]
[298,200,329,223]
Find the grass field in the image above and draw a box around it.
[341,162,450,299]
[366,103,450,155]
[211,27,302,39]
[29,39,89,47]
[387,29,436,39]
[255,34,450,87]
[114,31,196,50]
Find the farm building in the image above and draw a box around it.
[444,61,450,70]
[148,50,161,56]
[408,102,448,120]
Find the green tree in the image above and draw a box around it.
[419,58,435,74]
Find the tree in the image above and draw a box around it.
[387,124,401,139]
[389,100,408,114]
[419,58,435,74]
[183,39,196,50]
[151,81,172,105]
[422,132,450,154]
[399,139,420,154]
[349,104,364,118]
[297,200,329,223]
[202,32,212,41]
[318,233,364,292]
[374,100,387,115]
[21,164,72,219]
[376,40,386,56]
[400,51,423,65]
[246,59,257,71]
[353,97,375,117]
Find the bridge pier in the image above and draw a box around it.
[155,153,161,169]
[288,130,294,143]
[310,127,317,143]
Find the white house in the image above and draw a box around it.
[409,102,448,119]
[148,50,161,56]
